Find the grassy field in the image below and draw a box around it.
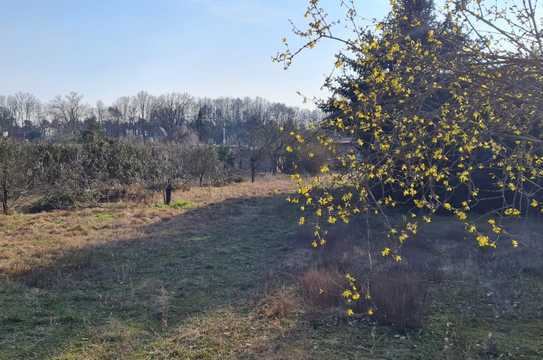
[1,176,542,359]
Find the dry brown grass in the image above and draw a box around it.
[177,175,292,206]
[146,303,302,360]
[257,286,303,320]
[0,176,294,280]
[63,318,148,360]
[299,268,344,309]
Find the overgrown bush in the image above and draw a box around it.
[27,191,77,213]
[0,138,35,214]
[1,132,278,214]
[299,268,344,309]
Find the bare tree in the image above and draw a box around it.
[133,91,153,120]
[95,100,106,123]
[20,93,40,124]
[49,92,87,131]
[151,93,194,139]
[242,113,281,182]
[113,96,131,123]
[6,93,40,126]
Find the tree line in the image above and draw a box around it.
[0,92,321,144]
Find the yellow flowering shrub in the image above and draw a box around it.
[276,0,542,316]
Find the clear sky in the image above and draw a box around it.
[0,0,391,108]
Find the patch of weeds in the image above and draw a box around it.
[257,286,302,320]
[154,199,193,210]
[94,212,115,222]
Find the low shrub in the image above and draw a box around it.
[299,268,344,309]
[207,170,246,187]
[230,175,244,183]
[26,191,77,213]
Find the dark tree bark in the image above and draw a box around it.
[271,155,279,175]
[2,182,8,215]
[237,142,243,169]
[164,182,172,205]
[250,157,256,183]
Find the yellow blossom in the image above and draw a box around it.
[476,234,491,247]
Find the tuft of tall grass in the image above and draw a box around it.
[299,268,344,309]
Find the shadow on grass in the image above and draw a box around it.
[0,192,301,359]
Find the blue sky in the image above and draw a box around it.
[0,0,391,108]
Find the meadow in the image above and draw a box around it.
[1,176,542,359]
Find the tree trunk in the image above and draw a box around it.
[272,156,278,176]
[2,183,8,215]
[164,182,172,205]
[238,142,243,169]
[199,173,204,187]
[250,158,256,183]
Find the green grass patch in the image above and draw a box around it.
[154,199,193,209]
[94,212,115,222]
